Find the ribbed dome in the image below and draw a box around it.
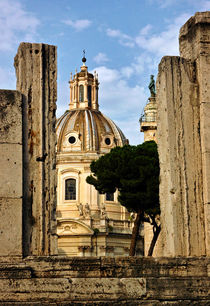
[56,109,128,153]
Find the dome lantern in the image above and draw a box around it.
[69,51,99,111]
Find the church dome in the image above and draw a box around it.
[56,109,127,153]
[56,57,128,153]
[55,55,135,258]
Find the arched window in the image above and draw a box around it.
[106,192,114,201]
[79,85,84,102]
[65,178,76,200]
[88,86,92,107]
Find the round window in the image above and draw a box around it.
[105,137,111,145]
[68,136,76,144]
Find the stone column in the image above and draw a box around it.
[157,56,204,256]
[14,43,57,256]
[157,12,210,257]
[156,11,210,256]
[179,11,210,256]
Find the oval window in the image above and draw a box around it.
[105,137,111,145]
[68,136,76,144]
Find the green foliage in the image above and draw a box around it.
[86,141,160,216]
[93,228,99,235]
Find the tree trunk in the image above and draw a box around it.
[129,210,142,256]
[147,224,161,256]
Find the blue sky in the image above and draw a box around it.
[0,0,210,144]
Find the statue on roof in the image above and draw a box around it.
[148,75,156,97]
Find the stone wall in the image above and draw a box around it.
[0,90,24,256]
[0,43,57,257]
[0,256,209,304]
[156,12,210,256]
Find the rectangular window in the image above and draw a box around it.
[65,178,76,200]
[106,192,114,201]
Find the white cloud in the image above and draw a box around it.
[135,13,191,56]
[93,66,119,83]
[139,24,153,36]
[119,53,159,81]
[93,52,109,64]
[105,13,190,58]
[133,54,159,75]
[90,65,147,144]
[0,0,40,51]
[120,66,134,79]
[63,19,92,31]
[106,28,135,48]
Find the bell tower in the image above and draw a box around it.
[69,51,99,111]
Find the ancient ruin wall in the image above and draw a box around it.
[156,12,210,256]
[14,43,57,256]
[0,90,24,256]
[0,256,209,304]
[179,11,210,256]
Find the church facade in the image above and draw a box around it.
[56,56,143,256]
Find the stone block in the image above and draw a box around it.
[147,277,210,300]
[202,152,210,205]
[0,257,209,303]
[0,143,22,198]
[179,12,210,60]
[0,277,146,301]
[69,277,146,300]
[199,55,210,103]
[0,90,22,144]
[204,203,210,256]
[200,102,210,154]
[0,198,22,256]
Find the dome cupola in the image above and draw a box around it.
[56,56,128,154]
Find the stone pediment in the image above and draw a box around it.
[57,219,94,236]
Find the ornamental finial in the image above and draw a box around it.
[82,49,86,64]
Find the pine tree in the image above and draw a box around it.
[86,141,160,256]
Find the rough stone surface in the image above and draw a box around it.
[179,12,210,255]
[14,43,57,256]
[0,256,209,304]
[0,90,23,143]
[0,198,22,256]
[0,90,23,256]
[157,11,210,256]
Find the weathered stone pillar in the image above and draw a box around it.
[179,11,210,256]
[0,90,24,256]
[157,12,210,256]
[14,43,57,256]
